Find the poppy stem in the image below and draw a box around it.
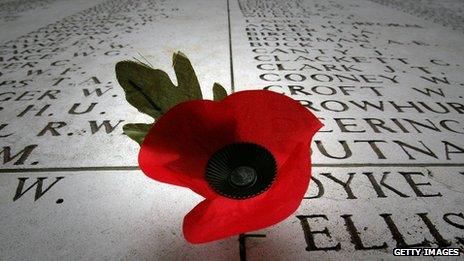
[238,234,247,261]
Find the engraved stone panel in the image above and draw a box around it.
[0,171,237,260]
[230,0,464,165]
[0,0,231,169]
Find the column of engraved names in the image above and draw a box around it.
[235,0,464,253]
[0,0,59,23]
[237,0,464,164]
[0,0,180,168]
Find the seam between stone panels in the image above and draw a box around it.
[227,0,235,93]
[0,166,140,173]
[1,163,464,173]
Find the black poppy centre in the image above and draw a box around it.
[205,142,277,199]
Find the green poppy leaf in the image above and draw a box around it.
[213,82,228,101]
[115,51,203,120]
[123,123,153,145]
[172,51,203,101]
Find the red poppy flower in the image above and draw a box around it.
[139,90,322,243]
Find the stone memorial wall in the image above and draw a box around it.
[1,0,463,259]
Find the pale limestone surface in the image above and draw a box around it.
[0,0,463,260]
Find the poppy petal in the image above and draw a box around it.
[139,90,322,200]
[183,144,312,243]
[138,100,237,199]
[222,90,322,169]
